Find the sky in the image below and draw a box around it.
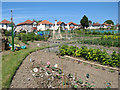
[2,2,118,25]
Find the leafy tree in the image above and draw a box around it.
[104,20,114,25]
[35,20,42,24]
[89,20,92,24]
[80,15,89,29]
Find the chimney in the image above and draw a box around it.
[55,20,57,26]
[55,20,57,30]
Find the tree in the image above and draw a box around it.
[89,20,92,24]
[35,20,42,24]
[80,15,89,29]
[104,20,114,25]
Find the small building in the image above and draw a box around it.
[0,19,15,31]
[66,22,78,30]
[54,20,66,30]
[37,20,53,31]
[88,23,101,29]
[101,23,111,29]
[15,19,37,32]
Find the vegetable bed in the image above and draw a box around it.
[59,45,120,68]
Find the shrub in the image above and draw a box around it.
[59,45,120,68]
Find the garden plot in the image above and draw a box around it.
[31,61,95,88]
[10,49,118,88]
[68,43,119,54]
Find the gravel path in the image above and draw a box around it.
[10,48,118,88]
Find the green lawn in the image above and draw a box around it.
[2,45,58,88]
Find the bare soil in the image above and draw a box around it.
[10,49,118,88]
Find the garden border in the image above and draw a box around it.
[64,55,120,71]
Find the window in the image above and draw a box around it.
[2,24,4,27]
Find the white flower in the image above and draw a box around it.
[54,64,58,68]
[32,73,35,76]
[33,68,38,72]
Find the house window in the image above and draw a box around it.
[2,24,4,27]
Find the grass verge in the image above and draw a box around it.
[2,45,58,88]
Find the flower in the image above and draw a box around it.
[54,64,58,68]
[33,68,38,72]
[47,61,50,65]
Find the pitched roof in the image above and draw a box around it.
[68,22,78,25]
[17,19,34,26]
[32,27,37,30]
[57,21,62,24]
[0,19,15,24]
[102,23,111,26]
[57,21,66,25]
[38,20,53,25]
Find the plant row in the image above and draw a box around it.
[78,39,120,47]
[59,45,120,67]
[101,35,120,40]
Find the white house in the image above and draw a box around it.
[37,20,53,31]
[54,20,66,30]
[88,23,101,29]
[0,19,15,31]
[101,23,111,29]
[66,22,78,30]
[15,19,37,32]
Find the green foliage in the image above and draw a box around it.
[5,30,10,36]
[67,46,78,56]
[59,45,68,56]
[104,20,114,25]
[81,37,120,47]
[21,30,26,33]
[16,32,49,44]
[59,45,120,68]
[80,15,89,29]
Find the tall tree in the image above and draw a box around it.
[104,20,114,25]
[80,15,89,29]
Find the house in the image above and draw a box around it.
[88,23,101,29]
[0,19,15,31]
[66,22,78,30]
[54,20,66,30]
[101,23,111,29]
[37,20,53,31]
[15,19,37,32]
[116,24,120,30]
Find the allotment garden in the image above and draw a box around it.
[2,29,120,89]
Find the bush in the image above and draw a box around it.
[16,32,49,44]
[5,30,10,36]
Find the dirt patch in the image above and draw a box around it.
[10,49,118,88]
